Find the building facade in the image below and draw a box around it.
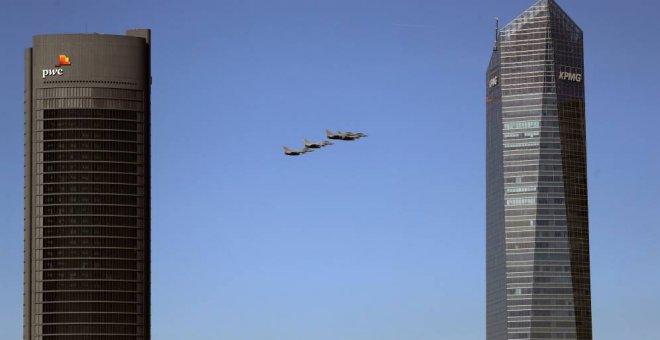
[25,30,151,340]
[486,1,591,339]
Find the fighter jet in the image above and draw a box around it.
[325,129,368,140]
[304,139,333,148]
[283,146,311,156]
[339,131,368,139]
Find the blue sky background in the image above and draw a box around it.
[1,0,659,339]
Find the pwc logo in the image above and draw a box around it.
[42,54,71,78]
[56,54,71,67]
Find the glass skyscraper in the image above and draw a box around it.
[486,1,591,339]
[24,30,151,340]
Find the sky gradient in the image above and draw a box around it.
[1,0,659,339]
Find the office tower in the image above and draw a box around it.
[486,1,591,339]
[24,30,151,340]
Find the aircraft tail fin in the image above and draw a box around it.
[325,129,333,137]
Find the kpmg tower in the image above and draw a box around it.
[25,30,151,339]
[486,1,591,339]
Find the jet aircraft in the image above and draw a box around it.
[339,131,367,139]
[283,146,312,156]
[304,139,333,148]
[325,129,367,140]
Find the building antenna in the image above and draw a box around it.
[493,17,499,51]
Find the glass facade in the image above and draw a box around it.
[25,31,151,340]
[486,1,591,339]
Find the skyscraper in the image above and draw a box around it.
[486,1,591,339]
[24,30,151,340]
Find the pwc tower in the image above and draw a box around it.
[24,30,151,340]
[486,1,591,339]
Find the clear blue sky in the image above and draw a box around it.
[1,0,659,339]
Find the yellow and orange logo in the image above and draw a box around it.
[55,54,71,67]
